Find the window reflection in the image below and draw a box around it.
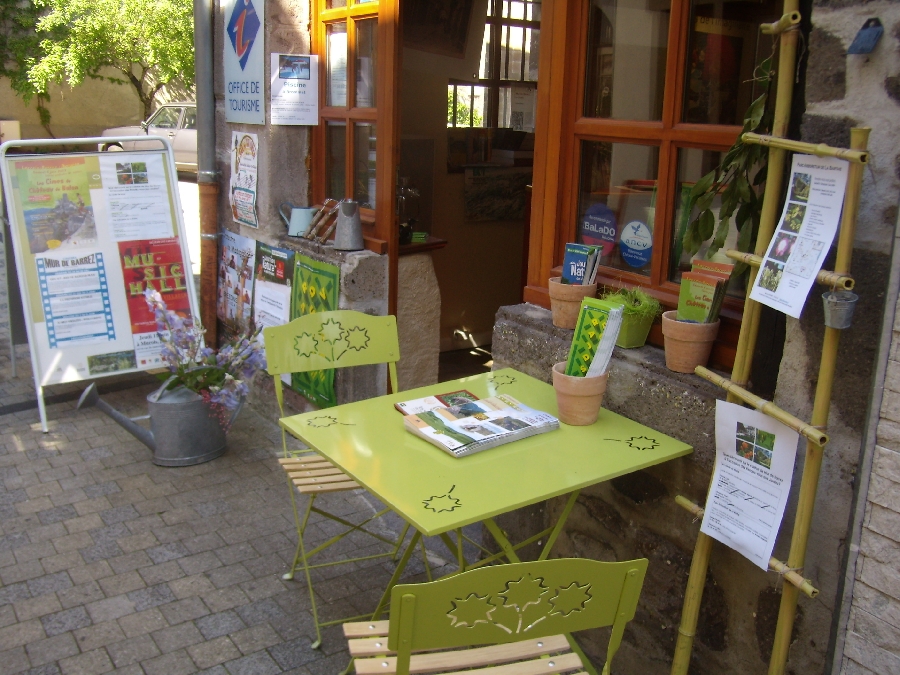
[327,23,348,107]
[354,123,376,209]
[326,121,347,201]
[583,0,670,121]
[355,19,377,108]
[576,141,660,277]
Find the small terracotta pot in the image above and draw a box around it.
[548,277,597,329]
[552,362,608,426]
[661,311,720,373]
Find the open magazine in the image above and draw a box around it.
[398,392,559,458]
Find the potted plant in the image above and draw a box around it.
[601,287,661,349]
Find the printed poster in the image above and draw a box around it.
[99,154,176,241]
[118,238,190,367]
[749,155,850,318]
[252,241,294,339]
[290,254,339,407]
[35,252,115,348]
[224,0,265,124]
[217,229,256,343]
[230,131,259,228]
[271,54,319,125]
[700,400,799,570]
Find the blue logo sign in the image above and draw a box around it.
[579,203,617,257]
[619,220,653,268]
[228,0,260,70]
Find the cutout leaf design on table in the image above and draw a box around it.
[446,573,593,635]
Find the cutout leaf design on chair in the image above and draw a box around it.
[446,574,593,635]
[292,319,372,365]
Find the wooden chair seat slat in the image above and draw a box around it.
[353,636,576,674]
[286,467,346,478]
[295,479,360,493]
[292,473,359,486]
[343,620,390,638]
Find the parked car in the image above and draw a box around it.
[99,103,197,173]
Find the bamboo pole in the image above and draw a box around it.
[724,251,854,289]
[760,11,800,35]
[694,367,829,446]
[767,127,870,675]
[670,7,801,672]
[675,498,819,598]
[741,133,869,164]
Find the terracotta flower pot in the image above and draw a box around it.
[548,277,597,329]
[661,311,720,373]
[552,362,608,426]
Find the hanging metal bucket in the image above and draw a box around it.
[822,290,858,329]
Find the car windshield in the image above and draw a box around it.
[148,107,182,129]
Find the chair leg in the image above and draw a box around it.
[283,487,317,581]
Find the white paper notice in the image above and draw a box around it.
[749,154,849,318]
[510,84,536,132]
[271,54,319,125]
[700,400,800,570]
[252,279,290,336]
[99,154,176,241]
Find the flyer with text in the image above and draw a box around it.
[271,54,319,125]
[749,155,849,318]
[700,400,800,570]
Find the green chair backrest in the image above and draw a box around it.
[387,557,648,674]
[264,310,401,418]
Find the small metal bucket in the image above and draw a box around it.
[822,291,858,329]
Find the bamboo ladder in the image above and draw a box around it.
[668,4,871,674]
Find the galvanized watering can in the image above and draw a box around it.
[78,381,241,466]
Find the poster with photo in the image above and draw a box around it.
[229,131,259,228]
[700,400,800,570]
[271,54,319,125]
[99,154,176,241]
[217,229,257,343]
[252,241,294,339]
[749,155,849,318]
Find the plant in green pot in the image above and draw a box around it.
[601,287,661,349]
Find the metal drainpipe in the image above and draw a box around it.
[194,0,218,344]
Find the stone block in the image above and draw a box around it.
[877,418,900,452]
[397,253,441,391]
[848,606,900,656]
[866,473,900,513]
[851,582,900,630]
[843,630,900,674]
[801,114,858,150]
[860,524,900,564]
[886,360,900,395]
[860,556,900,601]
[874,445,900,484]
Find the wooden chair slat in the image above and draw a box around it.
[354,636,574,674]
[343,620,390,638]
[286,467,345,478]
[295,480,360,493]
[439,653,584,675]
[292,473,358,486]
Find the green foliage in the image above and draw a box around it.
[601,287,661,321]
[448,88,484,127]
[677,56,776,275]
[0,0,55,130]
[27,0,195,119]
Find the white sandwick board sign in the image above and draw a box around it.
[0,137,199,432]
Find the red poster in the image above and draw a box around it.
[118,238,190,334]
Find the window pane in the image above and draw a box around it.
[355,19,377,108]
[326,121,346,201]
[326,0,347,7]
[149,107,181,129]
[670,148,748,296]
[479,24,492,80]
[354,123,376,209]
[583,0,669,120]
[576,141,660,277]
[182,108,197,130]
[503,0,542,20]
[327,23,348,107]
[500,25,540,82]
[447,85,488,128]
[682,0,780,125]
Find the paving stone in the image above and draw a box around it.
[0,646,32,674]
[26,632,80,666]
[99,570,146,597]
[151,621,205,653]
[187,635,242,670]
[86,595,135,623]
[0,581,32,606]
[67,560,113,586]
[196,610,248,640]
[99,505,140,526]
[14,541,57,564]
[79,540,124,564]
[159,596,210,625]
[106,633,161,667]
[41,606,92,637]
[38,505,78,526]
[83,482,122,499]
[138,559,185,586]
[225,649,283,675]
[27,572,73,597]
[58,647,115,674]
[178,551,222,576]
[13,594,63,622]
[206,563,253,589]
[72,619,126,651]
[141,649,197,675]
[0,617,46,648]
[57,582,105,610]
[236,598,287,626]
[116,532,159,554]
[39,551,84,576]
[168,573,216,599]
[127,583,176,611]
[201,586,250,613]
[231,622,282,655]
[146,542,190,564]
[1,561,46,585]
[269,636,323,670]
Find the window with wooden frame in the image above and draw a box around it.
[527,0,780,367]
[447,0,542,129]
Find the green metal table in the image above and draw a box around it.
[279,367,691,601]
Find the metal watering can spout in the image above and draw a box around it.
[78,383,157,452]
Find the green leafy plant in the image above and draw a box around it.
[676,56,776,273]
[601,287,661,322]
[447,88,484,127]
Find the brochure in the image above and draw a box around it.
[564,297,624,377]
[404,395,559,458]
[561,243,601,285]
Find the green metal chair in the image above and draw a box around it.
[343,556,649,675]
[265,310,416,648]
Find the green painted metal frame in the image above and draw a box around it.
[385,557,649,675]
[265,310,414,648]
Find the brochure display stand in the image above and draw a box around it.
[0,137,199,433]
[667,6,871,675]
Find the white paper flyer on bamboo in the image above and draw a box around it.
[700,400,799,570]
[749,154,849,318]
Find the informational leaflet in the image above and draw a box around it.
[510,84,536,132]
[252,241,293,340]
[749,155,850,318]
[99,154,176,241]
[229,132,259,228]
[217,229,256,343]
[35,251,115,348]
[700,400,800,570]
[271,54,319,125]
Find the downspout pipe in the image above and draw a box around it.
[194,0,219,344]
